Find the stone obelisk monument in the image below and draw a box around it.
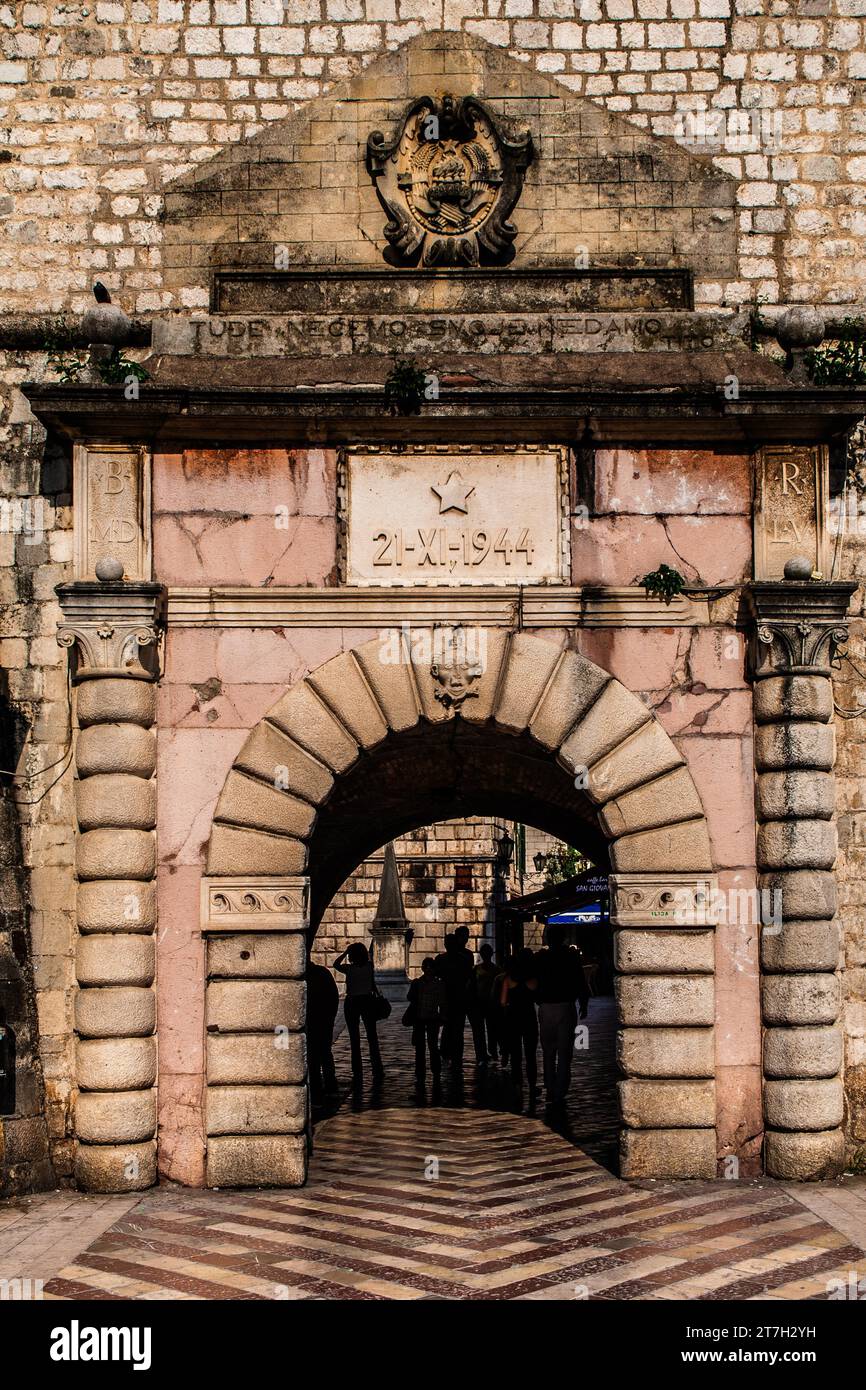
[371,842,411,1001]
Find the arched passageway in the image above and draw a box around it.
[201,632,718,1186]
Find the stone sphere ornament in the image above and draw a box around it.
[95,556,124,582]
[81,302,132,347]
[775,306,825,354]
[783,555,814,581]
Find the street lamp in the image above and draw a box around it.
[533,850,548,874]
[497,830,514,865]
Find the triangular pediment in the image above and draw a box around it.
[161,30,736,304]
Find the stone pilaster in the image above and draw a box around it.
[201,877,309,1188]
[611,873,718,1180]
[57,579,165,1193]
[747,580,856,1180]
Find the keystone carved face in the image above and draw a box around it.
[431,655,484,709]
[366,94,534,268]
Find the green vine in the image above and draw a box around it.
[541,843,589,886]
[384,355,429,416]
[641,563,686,605]
[95,349,149,386]
[43,315,87,383]
[805,317,866,386]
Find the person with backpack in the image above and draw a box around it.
[333,941,385,1086]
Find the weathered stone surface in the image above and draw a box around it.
[214,770,316,839]
[75,1140,157,1193]
[757,819,837,872]
[234,720,333,805]
[354,640,419,733]
[559,679,651,772]
[77,879,156,934]
[764,1078,844,1131]
[753,675,833,725]
[206,979,305,1033]
[75,986,156,1039]
[529,649,609,750]
[760,919,840,973]
[206,1084,306,1136]
[614,929,714,975]
[760,870,837,921]
[76,774,156,831]
[207,933,305,980]
[763,1026,843,1079]
[618,1079,715,1129]
[77,1038,157,1091]
[762,972,840,1026]
[754,723,834,773]
[764,1127,846,1181]
[600,765,704,839]
[76,1089,156,1144]
[77,679,156,728]
[494,632,561,734]
[616,975,714,1027]
[756,770,835,822]
[207,1032,306,1086]
[268,682,359,773]
[609,820,713,874]
[617,1026,715,1078]
[620,1126,716,1180]
[588,719,682,806]
[206,1134,306,1188]
[207,824,306,876]
[76,723,156,778]
[76,934,155,987]
[307,650,388,749]
[77,828,156,882]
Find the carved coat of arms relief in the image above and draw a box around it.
[366,93,534,268]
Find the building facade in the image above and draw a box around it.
[1,14,866,1197]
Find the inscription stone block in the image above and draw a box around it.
[74,445,151,581]
[754,445,829,581]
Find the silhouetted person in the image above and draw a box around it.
[467,941,499,1064]
[489,952,512,1064]
[407,957,446,1082]
[333,942,384,1086]
[500,947,539,1095]
[435,928,474,1066]
[535,926,590,1107]
[305,959,339,1101]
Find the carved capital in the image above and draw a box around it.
[201,877,310,934]
[745,581,857,679]
[609,873,720,928]
[56,581,166,682]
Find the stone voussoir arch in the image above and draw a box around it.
[200,631,718,1189]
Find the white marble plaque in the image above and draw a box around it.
[343,448,568,586]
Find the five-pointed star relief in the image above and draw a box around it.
[431,471,475,514]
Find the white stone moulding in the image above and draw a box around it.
[167,585,710,628]
[609,873,721,928]
[201,877,310,934]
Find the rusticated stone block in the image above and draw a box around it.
[268,682,359,773]
[207,824,306,876]
[206,979,305,1032]
[600,765,703,839]
[528,648,609,750]
[764,1127,845,1180]
[75,986,156,1038]
[77,879,156,933]
[206,1084,306,1136]
[234,720,333,806]
[76,934,155,987]
[75,1139,157,1193]
[760,919,840,973]
[620,1127,716,1180]
[214,770,316,840]
[609,820,713,874]
[77,678,156,728]
[618,1079,715,1129]
[558,679,651,772]
[613,929,714,975]
[754,722,834,773]
[207,1032,306,1085]
[617,1026,715,1078]
[76,723,156,778]
[762,972,840,1026]
[763,1078,843,1131]
[615,974,714,1027]
[307,649,389,749]
[76,773,156,831]
[760,870,836,921]
[75,1089,156,1144]
[756,770,834,822]
[757,819,837,872]
[77,828,156,882]
[763,1026,842,1079]
[753,675,832,725]
[207,932,305,980]
[77,1037,157,1091]
[206,1134,306,1188]
[494,631,561,734]
[587,718,682,806]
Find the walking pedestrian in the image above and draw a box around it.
[305,958,339,1101]
[535,926,589,1107]
[467,941,499,1064]
[333,942,385,1086]
[500,947,539,1096]
[405,957,446,1082]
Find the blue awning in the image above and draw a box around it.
[547,902,603,925]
